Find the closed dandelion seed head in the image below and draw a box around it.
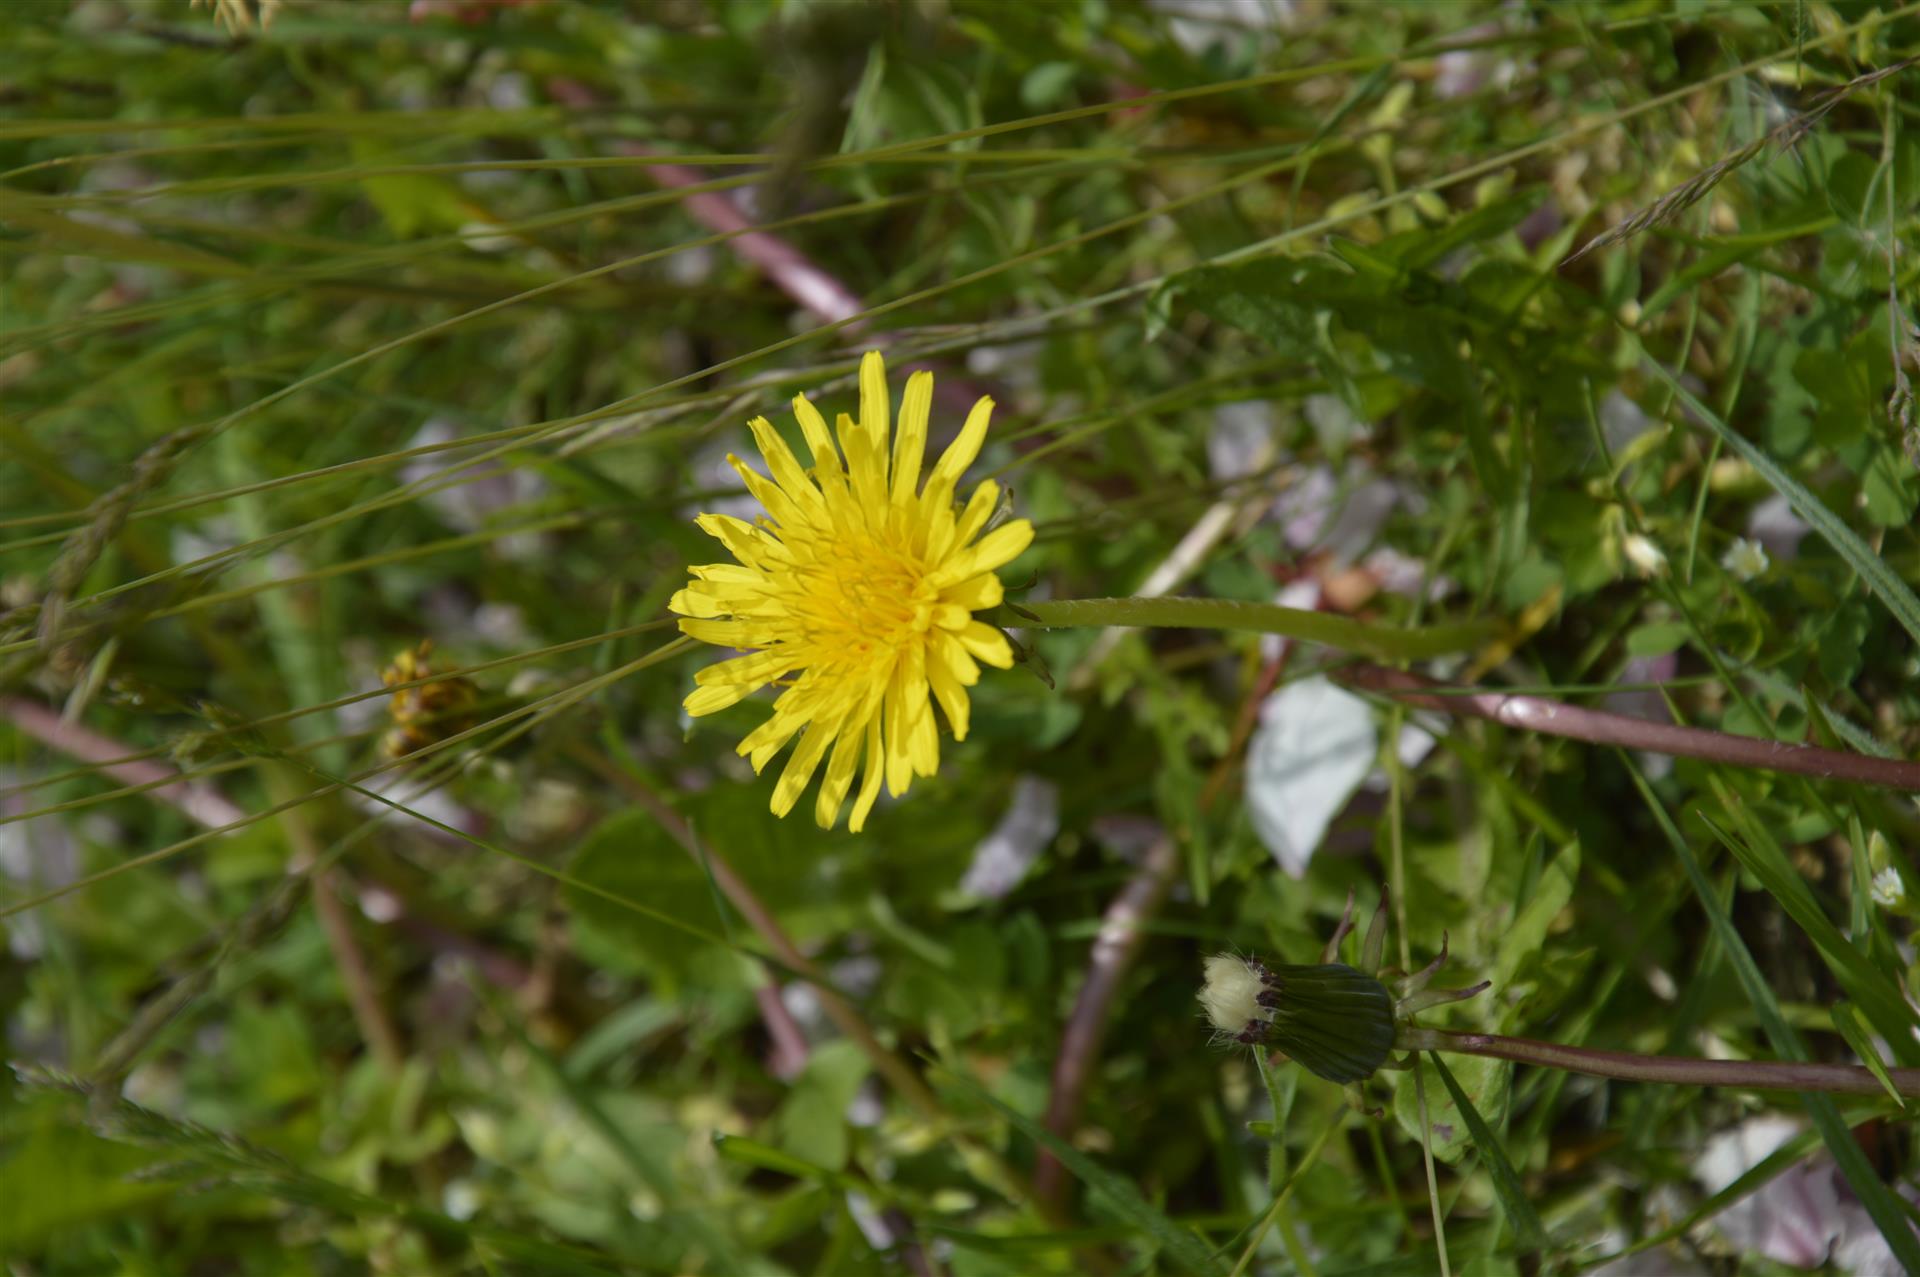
[1200,954,1267,1041]
[671,351,1034,832]
[1197,951,1397,1083]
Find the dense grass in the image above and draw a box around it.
[4,1,1920,1273]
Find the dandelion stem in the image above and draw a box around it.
[1228,1107,1346,1277]
[1035,645,1286,1208]
[1013,597,1492,660]
[1399,1028,1918,1099]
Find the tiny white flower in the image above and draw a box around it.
[442,1180,481,1222]
[1623,533,1668,578]
[1720,537,1770,582]
[1871,867,1905,910]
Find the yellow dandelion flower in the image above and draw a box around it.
[671,351,1034,832]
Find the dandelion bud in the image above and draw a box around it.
[1199,954,1397,1084]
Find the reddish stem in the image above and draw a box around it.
[621,141,997,417]
[1033,834,1180,1205]
[1,696,244,827]
[1340,665,1920,791]
[1403,1028,1920,1098]
[623,145,867,330]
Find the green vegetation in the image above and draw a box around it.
[4,1,1920,1273]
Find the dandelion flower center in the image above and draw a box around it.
[670,351,1034,832]
[804,541,936,649]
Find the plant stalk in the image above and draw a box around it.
[1399,1028,1918,1099]
[1341,664,1920,792]
[1033,643,1288,1208]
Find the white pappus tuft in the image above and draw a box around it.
[1199,953,1268,1043]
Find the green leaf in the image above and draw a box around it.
[1645,356,1920,651]
[1019,60,1080,109]
[1382,189,1544,270]
[1428,1053,1547,1252]
[1625,620,1689,658]
[1792,326,1891,451]
[353,141,482,238]
[563,792,858,984]
[773,1041,872,1173]
[1859,444,1919,528]
[471,982,750,1271]
[1700,789,1920,1065]
[1626,758,1920,1275]
[714,1133,867,1192]
[0,1113,170,1253]
[1491,841,1580,997]
[1182,256,1512,500]
[564,808,728,982]
[1641,219,1832,318]
[1394,1052,1509,1166]
[932,1066,1228,1277]
[1830,1002,1906,1109]
[1815,599,1871,688]
[1015,596,1491,661]
[1824,151,1878,226]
